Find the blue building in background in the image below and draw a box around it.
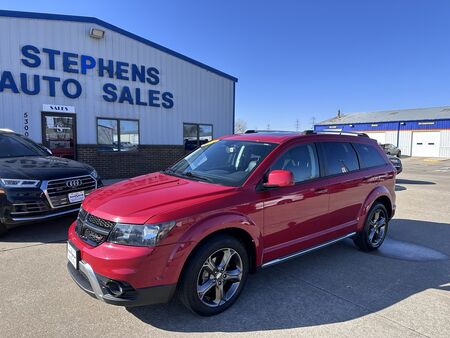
[315,106,450,158]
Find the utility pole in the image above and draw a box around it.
[311,116,316,129]
[295,119,300,132]
[266,124,271,130]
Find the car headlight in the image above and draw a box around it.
[0,178,40,188]
[390,158,400,164]
[90,169,99,179]
[108,221,177,247]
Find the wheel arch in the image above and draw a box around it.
[165,212,262,287]
[357,186,393,232]
[183,227,258,274]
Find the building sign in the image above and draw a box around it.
[42,104,75,113]
[0,45,174,109]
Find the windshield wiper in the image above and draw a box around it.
[183,171,214,183]
[162,168,214,183]
[161,168,175,174]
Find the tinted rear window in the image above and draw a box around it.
[353,143,387,168]
[320,142,359,176]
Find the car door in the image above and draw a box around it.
[261,143,330,263]
[316,141,365,234]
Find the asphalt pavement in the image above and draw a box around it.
[1,157,449,337]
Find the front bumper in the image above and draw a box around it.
[0,178,102,227]
[67,259,176,306]
[67,222,192,306]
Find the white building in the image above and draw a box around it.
[315,107,450,158]
[0,10,237,177]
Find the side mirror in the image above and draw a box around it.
[263,170,294,188]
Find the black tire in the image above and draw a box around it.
[0,222,7,237]
[178,234,249,316]
[397,151,401,158]
[353,203,389,252]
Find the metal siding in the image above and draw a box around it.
[400,119,450,131]
[385,131,397,145]
[314,122,399,132]
[398,130,412,156]
[440,130,450,158]
[318,107,450,125]
[0,17,234,145]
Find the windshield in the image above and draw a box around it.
[0,133,48,158]
[166,140,277,186]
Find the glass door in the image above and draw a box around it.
[41,113,77,159]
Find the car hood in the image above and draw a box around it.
[0,156,93,180]
[82,172,236,224]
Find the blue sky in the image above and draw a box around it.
[2,0,450,130]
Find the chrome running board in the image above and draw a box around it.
[261,232,356,268]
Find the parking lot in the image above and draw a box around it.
[1,157,449,338]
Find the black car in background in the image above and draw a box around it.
[388,154,402,174]
[381,143,401,157]
[0,129,102,236]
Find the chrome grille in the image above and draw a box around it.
[45,175,97,208]
[75,208,115,246]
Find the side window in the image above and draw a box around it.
[320,142,359,175]
[353,143,387,168]
[271,144,319,183]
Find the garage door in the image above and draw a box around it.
[412,131,440,157]
[366,132,386,145]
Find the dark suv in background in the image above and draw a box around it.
[0,129,102,236]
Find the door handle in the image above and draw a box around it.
[314,188,328,194]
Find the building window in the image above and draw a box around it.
[97,118,139,152]
[183,123,213,151]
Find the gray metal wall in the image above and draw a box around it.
[0,16,235,145]
[440,130,450,158]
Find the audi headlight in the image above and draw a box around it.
[108,221,177,247]
[0,178,40,188]
[90,169,99,179]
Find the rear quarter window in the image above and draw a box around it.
[353,143,387,168]
[319,142,359,176]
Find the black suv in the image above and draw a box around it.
[0,129,102,236]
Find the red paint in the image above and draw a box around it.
[68,132,396,298]
[264,170,294,187]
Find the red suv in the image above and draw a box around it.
[67,131,396,316]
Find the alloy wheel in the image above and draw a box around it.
[368,208,387,247]
[196,248,243,307]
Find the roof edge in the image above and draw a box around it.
[317,105,450,125]
[0,9,238,82]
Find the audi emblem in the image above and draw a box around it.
[66,179,83,188]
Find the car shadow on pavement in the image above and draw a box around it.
[395,185,406,191]
[396,179,436,185]
[0,215,75,245]
[128,218,450,332]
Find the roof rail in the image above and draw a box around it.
[244,129,298,134]
[304,130,369,138]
